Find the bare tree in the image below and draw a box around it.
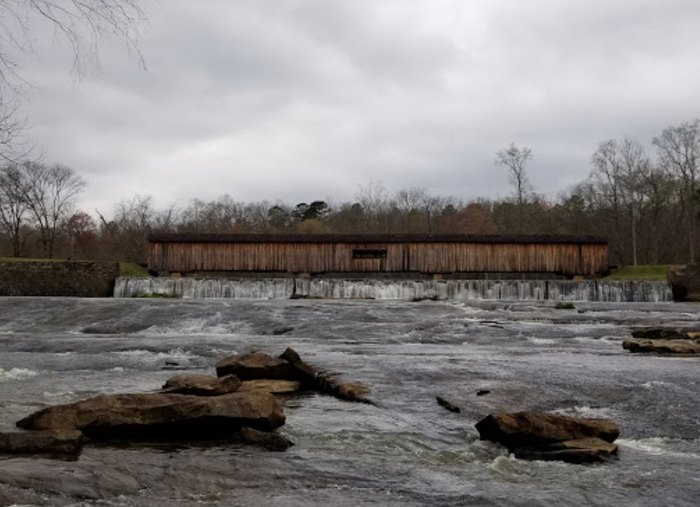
[495,143,533,232]
[0,164,30,256]
[21,161,85,257]
[0,95,30,163]
[496,143,533,207]
[589,138,651,265]
[0,1,145,83]
[355,179,390,232]
[0,1,145,160]
[653,119,700,263]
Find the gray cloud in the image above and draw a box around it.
[15,0,700,214]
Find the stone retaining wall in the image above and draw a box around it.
[0,261,119,297]
[668,265,700,301]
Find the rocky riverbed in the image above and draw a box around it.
[0,297,699,506]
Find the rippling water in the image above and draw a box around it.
[0,297,699,506]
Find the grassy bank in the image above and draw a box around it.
[119,262,150,277]
[604,265,669,281]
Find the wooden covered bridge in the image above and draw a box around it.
[146,234,609,278]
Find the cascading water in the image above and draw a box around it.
[114,277,674,302]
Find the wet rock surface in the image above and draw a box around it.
[436,396,461,413]
[216,352,290,380]
[17,391,286,436]
[161,374,242,396]
[280,347,372,402]
[238,379,301,395]
[9,347,369,461]
[475,411,620,464]
[623,338,700,354]
[513,437,618,464]
[0,430,84,456]
[236,426,294,451]
[624,326,700,354]
[630,327,699,340]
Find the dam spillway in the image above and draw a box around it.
[114,277,674,302]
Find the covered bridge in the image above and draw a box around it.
[147,234,609,278]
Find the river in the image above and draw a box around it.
[0,297,698,506]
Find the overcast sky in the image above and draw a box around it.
[16,0,700,215]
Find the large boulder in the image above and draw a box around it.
[216,352,290,380]
[476,411,620,448]
[623,339,700,355]
[0,430,84,455]
[162,374,241,396]
[16,392,285,439]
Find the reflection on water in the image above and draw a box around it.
[0,297,698,506]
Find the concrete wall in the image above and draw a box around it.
[0,261,119,297]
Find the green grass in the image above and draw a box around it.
[604,265,669,281]
[119,262,150,277]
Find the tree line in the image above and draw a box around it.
[1,118,699,267]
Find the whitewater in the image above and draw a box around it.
[0,297,698,506]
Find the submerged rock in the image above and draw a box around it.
[0,429,84,456]
[216,352,290,380]
[436,396,461,413]
[513,437,618,464]
[336,383,372,402]
[236,427,294,451]
[475,411,620,463]
[17,392,286,438]
[623,339,700,355]
[161,374,242,396]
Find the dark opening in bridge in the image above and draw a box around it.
[353,248,387,259]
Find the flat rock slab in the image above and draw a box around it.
[16,392,285,438]
[216,352,290,380]
[476,411,620,448]
[0,430,84,455]
[623,339,700,355]
[238,379,301,395]
[162,374,241,396]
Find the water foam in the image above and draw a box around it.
[527,337,558,345]
[0,367,39,382]
[552,406,616,419]
[617,437,700,459]
[139,315,252,336]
